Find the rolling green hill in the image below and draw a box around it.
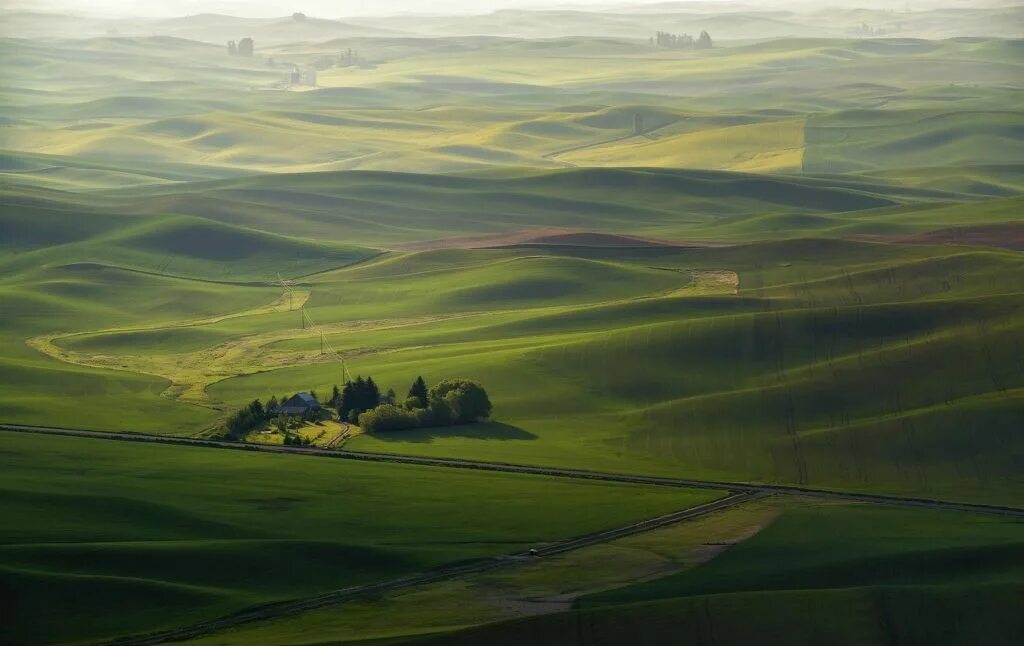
[75,166,932,245]
[416,502,1024,646]
[2,35,1020,176]
[805,109,1024,173]
[195,240,1022,507]
[1,12,1022,645]
[2,166,1022,504]
[0,431,716,645]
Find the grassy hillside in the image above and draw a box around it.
[2,35,1020,176]
[558,117,806,172]
[68,166,936,246]
[2,166,1021,506]
[805,109,1024,173]
[194,240,1024,505]
[0,431,717,645]
[418,502,1024,646]
[1,14,1022,645]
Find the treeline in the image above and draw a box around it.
[335,376,385,422]
[221,375,492,442]
[224,399,266,438]
[227,37,254,56]
[650,30,712,49]
[357,377,492,433]
[330,374,492,432]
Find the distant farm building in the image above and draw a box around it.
[228,37,254,56]
[280,392,321,416]
[290,67,317,86]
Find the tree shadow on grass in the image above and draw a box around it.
[368,421,538,444]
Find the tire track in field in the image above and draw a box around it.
[101,492,761,646]
[2,424,1020,518]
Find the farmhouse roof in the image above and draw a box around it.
[291,392,319,406]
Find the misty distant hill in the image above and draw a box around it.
[3,4,1023,43]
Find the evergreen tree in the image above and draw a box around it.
[338,381,356,419]
[248,399,264,419]
[365,377,380,409]
[353,376,366,411]
[408,376,428,408]
[339,376,381,419]
[330,384,341,407]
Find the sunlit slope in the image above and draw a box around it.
[417,503,1024,646]
[805,109,1024,173]
[35,253,691,410]
[347,6,1024,40]
[0,263,278,432]
[195,241,1024,506]
[559,118,804,172]
[317,252,689,313]
[310,38,1023,95]
[0,197,373,429]
[2,36,1020,176]
[0,36,274,119]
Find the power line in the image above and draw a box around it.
[272,274,353,384]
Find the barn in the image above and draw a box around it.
[280,392,321,417]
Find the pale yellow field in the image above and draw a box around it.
[559,118,805,172]
[186,496,787,645]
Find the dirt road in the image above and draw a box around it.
[2,423,1020,517]
[103,492,760,645]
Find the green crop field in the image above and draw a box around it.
[415,501,1024,646]
[1,3,1022,644]
[0,431,718,645]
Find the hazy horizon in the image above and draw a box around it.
[4,0,1015,19]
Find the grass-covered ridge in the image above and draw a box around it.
[0,15,1022,645]
[0,431,718,645]
[416,502,1024,646]
[2,35,1021,178]
[1,178,1021,503]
